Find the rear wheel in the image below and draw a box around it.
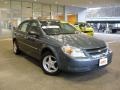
[13,41,21,55]
[41,52,60,75]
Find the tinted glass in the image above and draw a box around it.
[40,21,76,35]
[40,21,60,35]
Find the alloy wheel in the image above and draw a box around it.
[42,55,58,73]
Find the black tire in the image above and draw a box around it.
[41,52,60,75]
[13,41,21,55]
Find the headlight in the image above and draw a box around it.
[62,45,86,58]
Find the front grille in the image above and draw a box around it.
[85,46,107,56]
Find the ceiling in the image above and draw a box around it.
[22,0,120,8]
[1,0,120,8]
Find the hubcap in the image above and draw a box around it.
[43,55,58,73]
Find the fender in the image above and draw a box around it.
[39,44,61,67]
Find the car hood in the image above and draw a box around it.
[49,34,106,49]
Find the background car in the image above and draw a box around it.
[75,22,94,36]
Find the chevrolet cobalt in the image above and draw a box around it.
[13,20,112,75]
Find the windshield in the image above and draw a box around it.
[40,21,76,35]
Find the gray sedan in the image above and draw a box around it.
[13,19,112,75]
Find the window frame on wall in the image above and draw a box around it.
[33,3,42,19]
[57,5,65,20]
[51,5,58,19]
[21,1,33,21]
[11,0,22,27]
[41,4,51,19]
[0,0,11,30]
[0,0,65,31]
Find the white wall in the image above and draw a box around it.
[78,9,87,22]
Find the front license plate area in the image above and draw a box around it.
[99,57,108,66]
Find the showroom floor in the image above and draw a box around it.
[0,33,120,90]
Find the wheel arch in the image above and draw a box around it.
[40,46,61,75]
[40,46,60,62]
[41,47,55,56]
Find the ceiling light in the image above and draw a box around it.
[87,7,101,10]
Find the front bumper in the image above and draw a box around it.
[59,52,112,72]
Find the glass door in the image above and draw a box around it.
[0,0,10,35]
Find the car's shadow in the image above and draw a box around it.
[19,52,108,82]
[20,53,40,67]
[59,69,108,82]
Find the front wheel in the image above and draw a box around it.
[41,52,60,75]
